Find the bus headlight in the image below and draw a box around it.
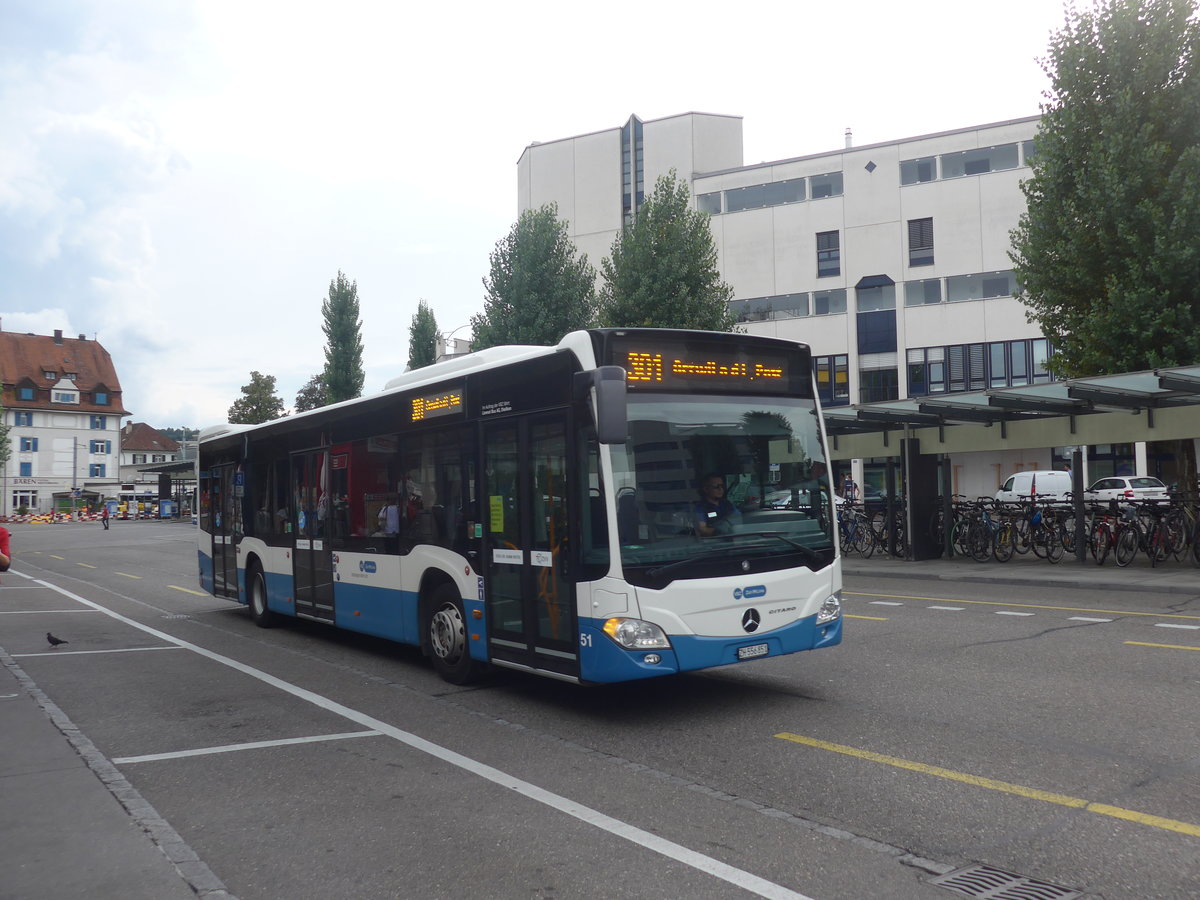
[816,593,842,625]
[603,617,671,650]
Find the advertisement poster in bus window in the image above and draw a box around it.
[489,495,504,532]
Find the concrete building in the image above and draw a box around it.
[0,328,128,515]
[516,112,1185,496]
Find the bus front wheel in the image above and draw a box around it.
[248,563,279,628]
[427,585,479,684]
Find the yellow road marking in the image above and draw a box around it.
[49,554,64,560]
[168,585,208,596]
[77,563,97,569]
[845,591,1200,621]
[115,572,141,579]
[845,614,888,621]
[1125,641,1200,652]
[776,732,1200,838]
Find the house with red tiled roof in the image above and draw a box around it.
[0,329,129,516]
[119,422,181,489]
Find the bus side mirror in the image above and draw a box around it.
[578,366,627,444]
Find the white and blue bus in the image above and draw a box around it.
[197,328,842,684]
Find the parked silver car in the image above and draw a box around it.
[1083,476,1169,503]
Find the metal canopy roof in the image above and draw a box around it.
[822,364,1200,437]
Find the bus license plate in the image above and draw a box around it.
[738,643,769,660]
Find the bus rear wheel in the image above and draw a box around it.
[427,585,479,685]
[248,563,279,628]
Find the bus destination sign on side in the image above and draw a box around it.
[411,388,463,422]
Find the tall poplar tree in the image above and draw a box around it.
[1011,0,1200,378]
[598,170,737,331]
[408,299,439,369]
[322,271,365,403]
[470,204,597,350]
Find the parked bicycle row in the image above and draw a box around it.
[837,493,1200,567]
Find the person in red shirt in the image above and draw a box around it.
[0,526,11,574]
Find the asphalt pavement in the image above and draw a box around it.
[0,545,1195,900]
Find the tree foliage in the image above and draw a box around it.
[0,402,11,471]
[322,271,365,403]
[598,170,737,331]
[471,204,597,350]
[1011,0,1200,378]
[294,373,326,412]
[227,371,286,424]
[408,299,439,369]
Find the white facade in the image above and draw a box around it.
[6,407,120,514]
[516,113,1115,497]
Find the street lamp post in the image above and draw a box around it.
[436,324,472,361]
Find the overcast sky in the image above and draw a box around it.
[1,0,1069,429]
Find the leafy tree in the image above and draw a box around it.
[322,271,365,403]
[227,371,285,424]
[1011,0,1200,378]
[294,373,327,412]
[0,402,11,474]
[470,204,597,350]
[408,299,439,369]
[598,170,737,331]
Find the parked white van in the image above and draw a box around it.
[995,470,1074,503]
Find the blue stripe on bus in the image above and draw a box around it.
[332,581,420,643]
[578,613,842,684]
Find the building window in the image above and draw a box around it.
[730,293,809,323]
[904,278,942,306]
[907,218,934,267]
[814,354,850,406]
[19,462,32,477]
[90,440,112,454]
[94,392,109,405]
[900,156,937,185]
[53,391,78,404]
[809,172,843,199]
[152,454,166,463]
[43,370,56,380]
[726,184,767,213]
[763,179,804,206]
[89,463,107,478]
[907,339,1055,397]
[816,231,840,277]
[132,454,147,464]
[696,192,722,215]
[20,437,38,452]
[856,284,896,312]
[940,143,1020,179]
[812,288,847,316]
[14,412,33,426]
[859,367,899,403]
[90,415,108,430]
[19,387,33,400]
[947,270,1017,302]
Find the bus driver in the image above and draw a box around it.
[693,473,742,536]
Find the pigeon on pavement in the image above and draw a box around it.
[46,632,69,648]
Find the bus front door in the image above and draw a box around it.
[291,450,335,623]
[483,415,577,679]
[210,464,239,599]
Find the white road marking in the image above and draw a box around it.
[20,574,817,900]
[995,611,1034,617]
[869,601,904,606]
[926,606,964,611]
[0,609,103,614]
[113,731,382,764]
[1068,617,1112,623]
[13,646,184,658]
[1154,623,1200,631]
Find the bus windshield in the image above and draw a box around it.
[609,393,834,581]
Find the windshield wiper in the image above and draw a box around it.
[739,532,831,567]
[644,533,829,579]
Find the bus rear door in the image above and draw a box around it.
[482,414,577,679]
[291,449,335,622]
[208,464,239,599]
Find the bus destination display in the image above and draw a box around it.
[615,344,798,395]
[411,388,463,422]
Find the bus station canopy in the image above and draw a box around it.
[823,364,1200,457]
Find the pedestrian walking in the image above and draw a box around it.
[101,505,110,530]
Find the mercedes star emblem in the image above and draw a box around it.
[742,608,761,633]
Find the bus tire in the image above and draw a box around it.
[247,562,279,628]
[427,584,478,685]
